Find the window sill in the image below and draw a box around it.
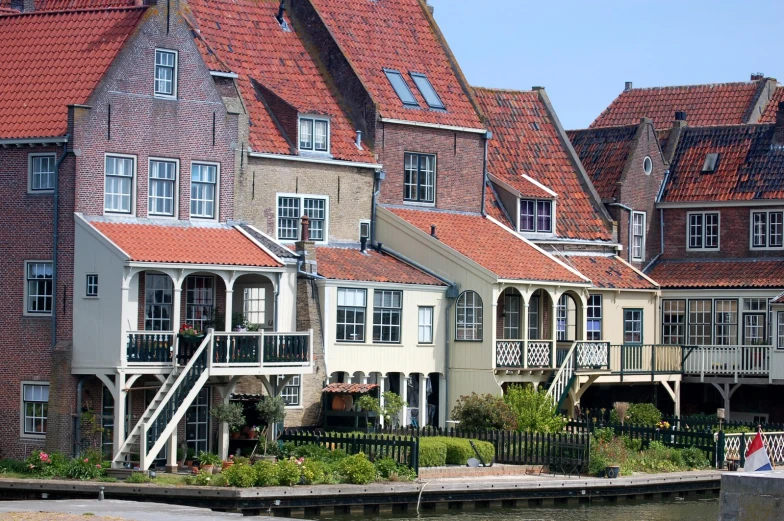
[23,312,53,318]
[153,94,177,101]
[298,151,333,159]
[27,190,54,196]
[20,434,46,441]
[403,201,436,208]
[284,405,304,410]
[333,342,403,347]
[417,343,435,348]
[83,296,99,300]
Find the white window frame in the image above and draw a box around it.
[778,311,784,350]
[403,152,437,206]
[275,193,330,243]
[242,287,266,327]
[418,306,434,344]
[749,210,784,250]
[20,382,49,438]
[28,153,56,193]
[185,387,211,453]
[632,211,646,261]
[336,288,367,343]
[661,299,686,345]
[148,157,179,218]
[85,274,99,298]
[154,48,178,99]
[587,294,602,341]
[278,375,302,408]
[298,115,330,154]
[24,260,53,316]
[359,220,371,242]
[372,289,403,344]
[103,153,136,215]
[643,156,653,176]
[190,161,219,220]
[185,275,215,333]
[456,291,483,341]
[686,211,720,251]
[518,198,555,235]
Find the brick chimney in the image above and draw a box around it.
[295,215,317,275]
[774,102,784,147]
[751,72,765,81]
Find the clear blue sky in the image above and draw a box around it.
[429,0,783,130]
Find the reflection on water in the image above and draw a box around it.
[321,498,719,521]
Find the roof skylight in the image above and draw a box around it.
[384,69,418,107]
[411,73,444,109]
[702,153,719,173]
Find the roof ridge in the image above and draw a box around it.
[0,5,145,16]
[471,85,536,95]
[623,80,764,92]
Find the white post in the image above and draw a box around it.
[674,380,682,418]
[166,430,178,472]
[551,302,559,369]
[173,284,183,332]
[112,373,127,460]
[400,374,409,427]
[438,373,447,428]
[418,374,428,428]
[378,373,386,427]
[522,303,529,368]
[225,289,234,331]
[139,421,148,471]
[216,389,230,461]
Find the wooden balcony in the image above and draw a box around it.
[495,340,554,369]
[682,345,773,381]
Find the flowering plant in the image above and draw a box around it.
[656,421,671,429]
[179,324,199,337]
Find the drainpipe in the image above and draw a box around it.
[370,170,384,245]
[607,202,633,263]
[74,376,86,457]
[51,136,70,348]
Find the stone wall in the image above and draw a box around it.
[719,471,784,521]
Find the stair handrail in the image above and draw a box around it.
[546,340,577,405]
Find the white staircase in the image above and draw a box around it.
[546,341,576,409]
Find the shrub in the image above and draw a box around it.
[441,438,494,465]
[451,393,518,431]
[374,458,397,479]
[197,451,222,466]
[223,463,256,488]
[300,459,327,485]
[418,439,447,467]
[126,471,152,484]
[209,402,246,430]
[186,469,220,486]
[292,444,331,460]
[276,458,302,486]
[254,460,279,487]
[626,403,662,427]
[337,453,376,484]
[621,436,642,452]
[504,385,566,433]
[0,458,29,474]
[25,450,67,478]
[64,456,105,480]
[256,396,286,426]
[593,427,614,444]
[680,447,710,469]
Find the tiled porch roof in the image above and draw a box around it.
[316,246,445,286]
[647,259,784,289]
[87,219,281,267]
[322,383,378,394]
[560,255,658,290]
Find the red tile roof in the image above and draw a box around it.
[89,221,281,267]
[647,259,784,289]
[35,0,137,9]
[322,383,378,394]
[0,7,144,139]
[773,292,784,304]
[316,246,445,286]
[663,124,784,202]
[567,125,638,201]
[186,0,375,163]
[386,207,587,284]
[484,184,513,228]
[561,255,657,290]
[759,86,784,123]
[473,87,612,241]
[591,81,762,130]
[308,0,483,130]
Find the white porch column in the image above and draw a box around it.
[551,301,559,369]
[400,374,408,427]
[419,374,428,428]
[224,289,234,331]
[378,373,386,427]
[438,373,447,428]
[112,373,127,460]
[674,380,682,418]
[580,293,589,341]
[172,283,183,332]
[166,430,178,471]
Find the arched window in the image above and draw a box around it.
[456,291,483,341]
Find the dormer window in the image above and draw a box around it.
[154,49,177,98]
[520,199,553,233]
[299,116,329,153]
[411,73,444,109]
[702,153,719,173]
[384,69,418,107]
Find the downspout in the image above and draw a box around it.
[370,170,384,245]
[444,297,455,425]
[52,136,70,348]
[73,376,86,457]
[607,202,633,263]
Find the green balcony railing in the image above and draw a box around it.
[126,331,174,363]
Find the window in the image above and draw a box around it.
[410,73,444,109]
[22,383,48,436]
[456,291,482,341]
[528,295,540,340]
[85,274,98,297]
[556,295,567,341]
[144,274,173,331]
[276,195,328,242]
[632,211,646,260]
[148,159,177,217]
[190,163,217,219]
[715,300,738,346]
[587,294,602,341]
[520,199,553,233]
[418,306,434,344]
[702,153,719,173]
[337,288,366,342]
[751,211,784,249]
[688,300,712,345]
[359,221,371,241]
[778,311,784,349]
[643,156,653,175]
[384,69,418,106]
[502,291,521,340]
[687,212,719,250]
[624,309,643,344]
[743,298,768,345]
[29,154,55,192]
[278,376,301,407]
[26,261,53,314]
[662,300,685,344]
[186,276,214,332]
[373,290,402,343]
[185,388,210,454]
[104,155,134,214]
[243,287,266,326]
[299,117,329,152]
[154,49,177,97]
[404,153,436,204]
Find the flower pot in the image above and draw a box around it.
[605,465,620,479]
[200,464,214,474]
[248,431,258,439]
[230,431,241,440]
[222,461,234,470]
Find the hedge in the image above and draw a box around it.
[419,439,447,467]
[419,437,494,467]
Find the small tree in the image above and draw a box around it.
[451,393,518,431]
[210,402,246,431]
[356,395,382,429]
[503,384,565,433]
[381,391,405,427]
[256,395,286,454]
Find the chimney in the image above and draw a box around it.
[751,72,765,81]
[624,81,633,92]
[296,215,317,274]
[355,130,363,150]
[360,236,368,253]
[430,224,438,239]
[774,102,784,147]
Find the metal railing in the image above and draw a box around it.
[495,340,553,368]
[683,345,772,380]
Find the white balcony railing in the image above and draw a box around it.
[495,340,553,368]
[683,345,772,379]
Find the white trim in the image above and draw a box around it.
[189,160,220,221]
[153,48,178,100]
[85,273,99,298]
[403,151,437,206]
[521,174,558,198]
[530,238,621,247]
[631,210,646,261]
[686,211,721,251]
[380,117,487,135]
[609,255,660,289]
[298,114,331,154]
[518,198,555,235]
[320,279,447,292]
[27,152,56,194]
[20,381,49,439]
[643,156,653,176]
[103,153,137,216]
[275,192,330,244]
[126,261,285,272]
[249,151,380,170]
[233,225,285,265]
[23,260,54,317]
[657,200,784,209]
[749,209,784,251]
[0,136,68,147]
[209,70,238,79]
[147,157,179,219]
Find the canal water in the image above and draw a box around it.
[319,498,719,521]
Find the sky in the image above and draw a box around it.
[429,0,784,130]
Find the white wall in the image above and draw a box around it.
[593,290,658,345]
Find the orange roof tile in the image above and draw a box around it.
[591,81,762,130]
[316,246,445,286]
[647,259,784,289]
[0,7,145,139]
[567,125,638,201]
[387,207,587,284]
[309,0,483,130]
[35,0,137,9]
[473,87,612,241]
[561,255,657,290]
[186,0,375,163]
[484,184,513,228]
[89,221,281,267]
[759,86,784,123]
[322,383,378,394]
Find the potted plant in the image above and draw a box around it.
[209,402,246,439]
[197,451,221,474]
[605,464,620,479]
[177,324,205,363]
[184,448,196,468]
[230,426,241,439]
[356,395,382,430]
[222,454,235,470]
[256,396,286,458]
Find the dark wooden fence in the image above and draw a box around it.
[567,411,784,434]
